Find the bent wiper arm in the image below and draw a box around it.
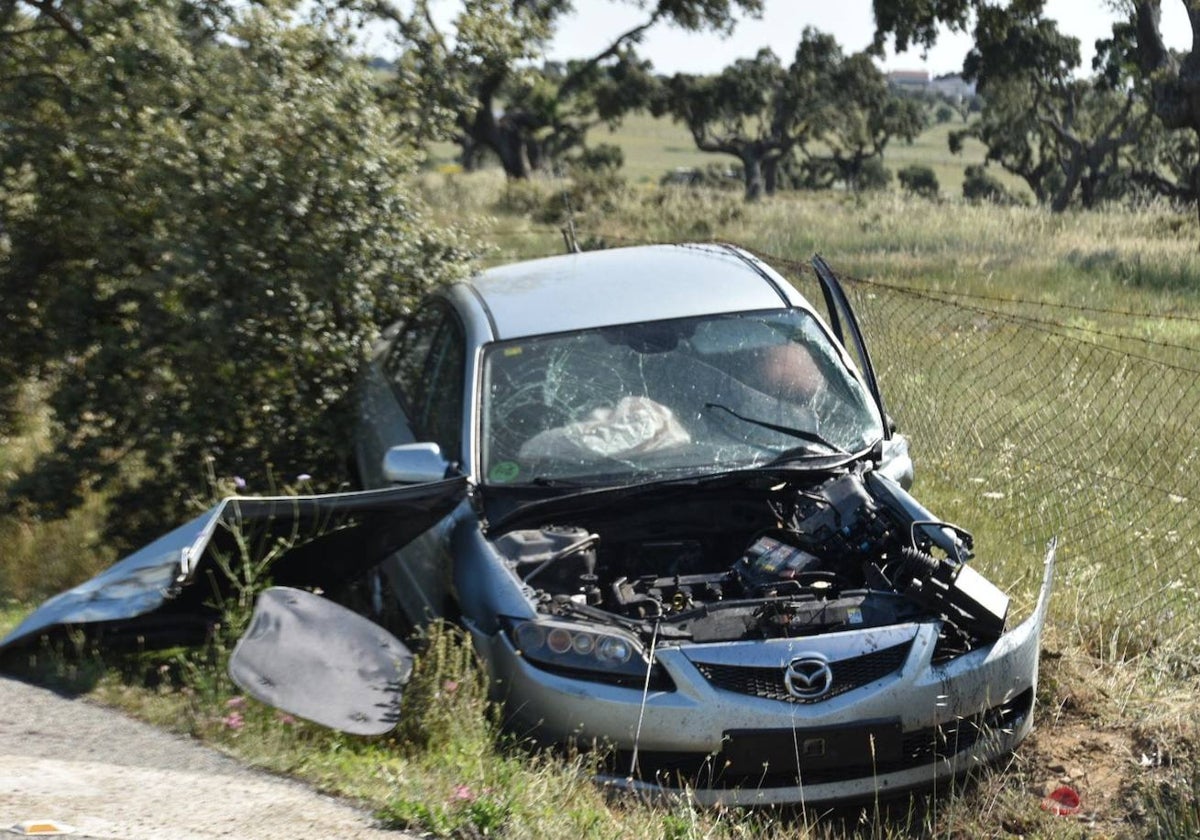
[704,402,846,454]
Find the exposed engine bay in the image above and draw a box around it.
[494,468,1010,657]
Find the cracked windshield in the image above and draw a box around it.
[482,309,883,484]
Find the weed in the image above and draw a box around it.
[1132,769,1200,839]
[376,786,513,838]
[396,621,492,754]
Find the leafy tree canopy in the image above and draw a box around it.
[872,0,1200,210]
[375,0,762,178]
[951,0,1148,211]
[657,27,923,199]
[656,46,795,200]
[0,0,471,549]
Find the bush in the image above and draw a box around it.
[855,158,893,192]
[0,3,471,550]
[898,164,940,199]
[962,164,1020,205]
[570,143,624,174]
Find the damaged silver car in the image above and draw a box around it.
[1,244,1054,806]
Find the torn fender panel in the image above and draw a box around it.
[229,586,413,735]
[0,478,467,656]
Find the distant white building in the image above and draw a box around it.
[886,70,976,101]
[930,74,976,101]
[887,69,930,90]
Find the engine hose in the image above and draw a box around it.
[900,545,940,579]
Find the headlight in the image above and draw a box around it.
[502,618,673,690]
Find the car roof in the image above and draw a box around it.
[462,243,798,340]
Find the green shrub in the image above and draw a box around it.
[0,3,471,551]
[855,158,893,192]
[495,180,552,216]
[898,164,940,199]
[571,143,624,173]
[962,164,1020,205]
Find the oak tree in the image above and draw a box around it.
[378,0,762,178]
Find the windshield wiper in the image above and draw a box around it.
[704,402,846,455]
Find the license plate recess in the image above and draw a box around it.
[721,720,902,774]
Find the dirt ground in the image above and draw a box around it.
[0,675,411,839]
[1021,716,1134,829]
[1013,649,1191,838]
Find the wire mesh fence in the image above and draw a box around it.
[510,229,1199,659]
[759,250,1200,661]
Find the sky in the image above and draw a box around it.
[546,0,1192,77]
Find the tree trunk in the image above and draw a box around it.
[492,119,532,179]
[458,136,486,172]
[1050,141,1085,212]
[763,150,788,196]
[464,77,533,179]
[742,153,765,201]
[1133,0,1200,216]
[1192,154,1200,227]
[763,157,778,195]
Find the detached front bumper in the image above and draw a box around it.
[479,543,1056,806]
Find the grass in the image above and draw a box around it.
[5,131,1200,836]
[21,622,1099,840]
[426,108,1029,198]
[588,110,1024,199]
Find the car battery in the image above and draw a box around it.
[738,535,822,587]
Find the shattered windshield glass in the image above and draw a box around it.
[481,309,884,485]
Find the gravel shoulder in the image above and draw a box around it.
[0,675,407,839]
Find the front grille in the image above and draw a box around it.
[692,641,912,703]
[611,688,1035,791]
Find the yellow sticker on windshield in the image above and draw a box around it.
[503,347,523,357]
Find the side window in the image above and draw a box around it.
[421,317,466,462]
[384,305,442,415]
[383,302,466,463]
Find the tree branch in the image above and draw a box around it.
[1133,0,1169,75]
[23,0,88,49]
[559,10,663,97]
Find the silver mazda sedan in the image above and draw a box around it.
[349,243,1055,805]
[2,243,1054,807]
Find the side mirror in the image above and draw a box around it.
[876,434,914,490]
[382,442,451,484]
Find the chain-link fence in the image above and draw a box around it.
[511,231,1198,662]
[761,250,1200,663]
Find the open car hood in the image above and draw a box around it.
[0,478,467,656]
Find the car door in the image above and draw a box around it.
[811,255,913,485]
[366,302,469,627]
[356,301,465,487]
[810,255,890,433]
[0,479,469,655]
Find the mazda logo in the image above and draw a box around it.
[783,655,833,700]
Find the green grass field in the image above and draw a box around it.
[599,110,1014,195]
[4,117,1200,838]
[429,108,1029,197]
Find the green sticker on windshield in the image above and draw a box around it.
[489,461,520,483]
